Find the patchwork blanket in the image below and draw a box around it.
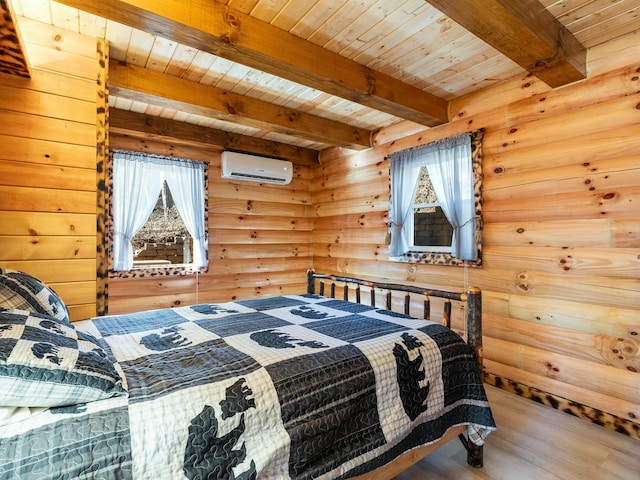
[0,294,495,479]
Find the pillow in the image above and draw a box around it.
[0,269,70,324]
[0,308,126,408]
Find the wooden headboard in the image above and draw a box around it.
[306,270,484,378]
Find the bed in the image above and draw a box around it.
[0,268,495,479]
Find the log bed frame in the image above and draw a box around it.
[306,270,485,477]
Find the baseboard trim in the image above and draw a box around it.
[484,373,640,440]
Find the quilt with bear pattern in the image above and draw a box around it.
[0,294,495,479]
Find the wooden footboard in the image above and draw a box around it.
[306,270,485,471]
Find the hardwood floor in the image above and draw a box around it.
[393,385,640,480]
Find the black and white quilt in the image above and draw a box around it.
[0,294,495,479]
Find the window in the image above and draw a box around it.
[110,151,208,273]
[412,167,453,252]
[388,130,483,266]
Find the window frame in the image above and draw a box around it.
[105,150,209,279]
[388,129,484,267]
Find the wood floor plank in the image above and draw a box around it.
[393,385,640,479]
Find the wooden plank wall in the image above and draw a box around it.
[0,17,313,318]
[313,32,640,436]
[106,136,314,315]
[0,18,99,320]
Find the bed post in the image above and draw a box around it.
[464,286,484,467]
[307,269,316,294]
[466,287,483,378]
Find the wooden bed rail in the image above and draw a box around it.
[306,270,485,468]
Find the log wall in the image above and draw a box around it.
[0,19,100,320]
[313,32,640,436]
[105,136,314,315]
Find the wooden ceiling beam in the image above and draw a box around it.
[109,60,372,150]
[425,0,586,88]
[109,109,320,167]
[0,0,30,78]
[55,0,449,126]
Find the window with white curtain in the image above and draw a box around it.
[111,151,208,272]
[387,130,483,266]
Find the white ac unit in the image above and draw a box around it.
[220,151,293,185]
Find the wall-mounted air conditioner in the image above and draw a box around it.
[220,151,293,185]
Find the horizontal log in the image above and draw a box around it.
[0,236,95,261]
[208,198,312,217]
[314,197,388,218]
[485,361,640,428]
[0,84,94,125]
[0,211,95,236]
[110,133,218,164]
[483,246,640,278]
[313,212,388,231]
[209,245,312,260]
[107,292,198,315]
[612,218,640,247]
[485,337,639,405]
[110,109,320,167]
[0,159,96,191]
[484,313,640,372]
[0,134,95,168]
[311,160,389,192]
[209,213,313,231]
[450,72,550,122]
[482,291,639,341]
[312,257,464,293]
[0,258,97,282]
[0,186,96,214]
[503,62,640,127]
[311,178,389,205]
[314,257,640,310]
[209,229,312,245]
[209,179,312,205]
[372,120,428,147]
[0,67,95,102]
[317,148,385,175]
[312,243,388,262]
[199,284,305,304]
[483,219,611,248]
[313,229,387,246]
[197,270,308,291]
[211,257,312,275]
[485,124,640,177]
[50,280,96,307]
[109,275,197,298]
[0,110,95,146]
[484,156,640,200]
[68,303,97,322]
[485,93,640,156]
[484,185,640,223]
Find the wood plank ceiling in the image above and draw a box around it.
[4,0,640,164]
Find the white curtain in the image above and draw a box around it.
[112,151,207,270]
[112,152,165,270]
[388,132,477,260]
[164,160,207,268]
[388,152,422,257]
